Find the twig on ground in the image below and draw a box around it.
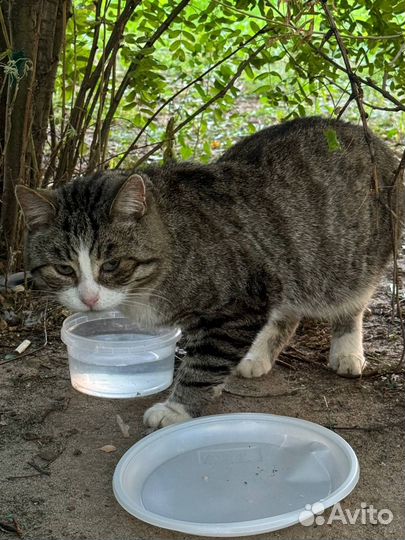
[326,420,404,432]
[286,346,404,379]
[38,444,68,466]
[360,367,405,379]
[224,388,300,398]
[276,357,296,370]
[6,473,42,480]
[282,346,330,370]
[27,461,50,476]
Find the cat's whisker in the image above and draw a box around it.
[123,286,173,305]
[124,291,173,305]
[127,287,170,296]
[120,299,158,310]
[119,299,167,318]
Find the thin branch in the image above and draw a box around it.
[306,39,405,112]
[336,93,354,119]
[131,41,268,168]
[319,0,379,192]
[99,0,191,162]
[256,1,405,113]
[86,0,112,174]
[49,100,56,153]
[389,148,405,365]
[0,5,11,49]
[362,101,402,112]
[53,0,141,184]
[116,26,270,167]
[211,1,404,41]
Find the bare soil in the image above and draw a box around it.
[0,262,404,540]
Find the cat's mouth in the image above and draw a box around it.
[57,287,126,313]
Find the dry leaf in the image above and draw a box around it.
[99,445,116,453]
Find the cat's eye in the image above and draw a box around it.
[54,264,75,276]
[101,259,121,272]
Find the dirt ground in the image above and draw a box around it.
[1,261,404,540]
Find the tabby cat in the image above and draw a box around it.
[16,117,403,428]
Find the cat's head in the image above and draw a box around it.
[16,172,167,312]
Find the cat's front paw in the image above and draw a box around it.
[143,401,191,429]
[328,354,366,377]
[236,356,272,378]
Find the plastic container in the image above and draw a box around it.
[113,413,359,537]
[61,311,181,398]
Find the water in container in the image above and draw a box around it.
[61,312,181,398]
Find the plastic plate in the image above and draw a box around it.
[113,413,359,537]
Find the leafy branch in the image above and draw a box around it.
[51,0,142,185]
[116,26,272,166]
[93,0,192,172]
[128,37,275,168]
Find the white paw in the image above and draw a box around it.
[236,356,272,378]
[329,354,366,377]
[143,401,191,429]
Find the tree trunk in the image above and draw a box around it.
[32,0,70,183]
[0,0,70,270]
[1,0,40,265]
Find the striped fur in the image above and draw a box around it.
[19,116,403,427]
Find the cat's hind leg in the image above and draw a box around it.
[237,312,300,378]
[328,310,366,377]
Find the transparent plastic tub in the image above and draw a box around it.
[61,311,181,398]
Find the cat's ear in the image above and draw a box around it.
[15,185,57,230]
[110,174,146,220]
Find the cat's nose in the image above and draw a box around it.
[81,294,99,308]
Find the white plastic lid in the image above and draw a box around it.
[113,413,359,537]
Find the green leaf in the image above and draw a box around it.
[324,128,342,152]
[181,145,194,160]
